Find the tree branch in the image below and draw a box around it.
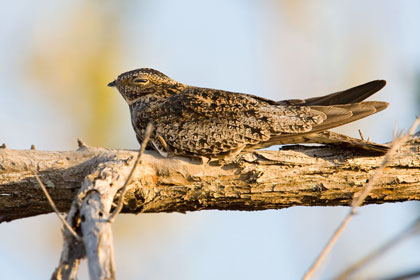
[2,137,420,279]
[1,138,420,223]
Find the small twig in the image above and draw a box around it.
[358,129,365,141]
[358,129,371,142]
[107,123,153,223]
[33,171,82,241]
[336,217,420,279]
[303,116,420,280]
[77,138,88,148]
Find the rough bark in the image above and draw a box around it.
[1,138,419,223]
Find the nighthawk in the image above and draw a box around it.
[108,68,389,159]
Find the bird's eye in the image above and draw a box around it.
[133,78,148,84]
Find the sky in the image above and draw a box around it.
[1,1,420,279]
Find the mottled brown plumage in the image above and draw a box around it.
[108,68,389,159]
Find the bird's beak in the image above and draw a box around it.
[108,80,116,87]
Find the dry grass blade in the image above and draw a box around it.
[33,171,82,241]
[336,217,420,279]
[380,269,420,280]
[302,116,420,280]
[107,123,153,223]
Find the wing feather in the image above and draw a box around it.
[151,89,327,156]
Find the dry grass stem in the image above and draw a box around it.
[303,116,420,280]
[336,217,420,279]
[107,123,153,223]
[33,171,82,241]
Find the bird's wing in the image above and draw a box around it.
[152,82,388,157]
[152,89,326,156]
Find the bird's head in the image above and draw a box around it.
[108,68,180,104]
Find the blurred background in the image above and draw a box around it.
[1,1,420,279]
